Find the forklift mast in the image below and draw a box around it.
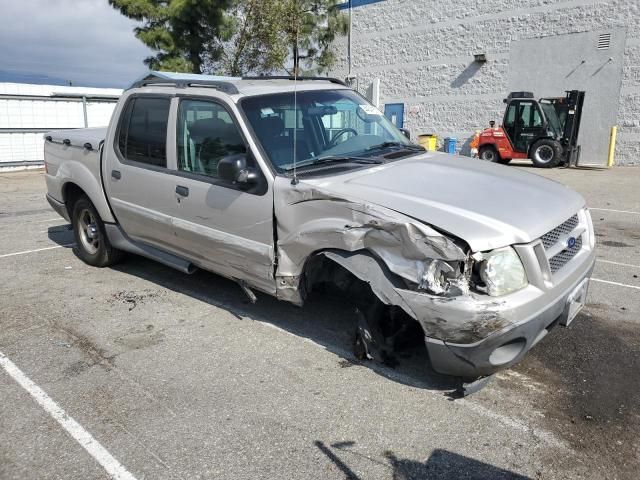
[562,90,585,149]
[539,90,585,166]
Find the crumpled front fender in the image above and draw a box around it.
[273,178,468,304]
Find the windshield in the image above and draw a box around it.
[240,89,416,172]
[539,101,562,137]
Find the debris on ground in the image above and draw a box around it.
[109,290,161,311]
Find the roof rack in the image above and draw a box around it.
[127,72,349,94]
[128,71,241,94]
[241,75,347,86]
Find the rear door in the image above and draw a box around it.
[167,97,275,293]
[104,94,180,251]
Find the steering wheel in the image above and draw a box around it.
[327,128,358,149]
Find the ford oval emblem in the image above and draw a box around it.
[567,237,577,249]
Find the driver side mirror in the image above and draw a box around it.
[400,128,411,140]
[217,153,258,189]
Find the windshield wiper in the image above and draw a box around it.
[366,141,424,152]
[284,155,383,171]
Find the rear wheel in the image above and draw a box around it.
[478,146,500,163]
[530,139,563,168]
[72,196,122,267]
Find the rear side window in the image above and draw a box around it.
[117,97,170,167]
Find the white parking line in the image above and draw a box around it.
[0,351,137,480]
[590,207,640,215]
[0,244,74,259]
[596,259,640,269]
[32,217,67,223]
[591,278,640,290]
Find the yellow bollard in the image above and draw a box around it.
[608,125,617,167]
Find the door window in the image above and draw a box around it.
[504,103,517,127]
[117,97,170,167]
[517,102,543,128]
[177,100,246,178]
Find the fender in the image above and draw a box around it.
[56,149,116,223]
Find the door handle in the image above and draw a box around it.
[175,185,189,197]
[111,170,121,180]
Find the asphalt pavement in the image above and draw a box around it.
[0,165,638,479]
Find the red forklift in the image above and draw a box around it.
[478,90,585,168]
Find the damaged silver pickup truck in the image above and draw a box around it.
[44,71,595,384]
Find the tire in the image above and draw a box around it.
[71,195,123,267]
[478,146,500,163]
[530,139,563,168]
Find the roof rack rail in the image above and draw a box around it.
[128,71,240,94]
[241,75,347,86]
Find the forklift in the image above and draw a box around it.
[478,90,585,168]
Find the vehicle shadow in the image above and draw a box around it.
[510,162,608,171]
[46,224,458,393]
[314,440,531,479]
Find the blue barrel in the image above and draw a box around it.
[444,137,457,154]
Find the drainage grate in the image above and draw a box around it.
[597,33,611,50]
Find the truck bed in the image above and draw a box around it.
[46,127,107,150]
[44,127,115,223]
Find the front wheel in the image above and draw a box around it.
[530,139,563,168]
[72,196,123,267]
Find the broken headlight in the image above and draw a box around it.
[475,247,527,296]
[415,259,468,296]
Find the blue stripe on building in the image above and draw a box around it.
[337,0,386,10]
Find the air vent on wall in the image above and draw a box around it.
[597,33,611,50]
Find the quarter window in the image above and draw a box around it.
[177,100,246,178]
[118,97,170,167]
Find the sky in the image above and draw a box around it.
[0,0,154,87]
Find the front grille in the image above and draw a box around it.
[549,237,583,273]
[541,214,579,250]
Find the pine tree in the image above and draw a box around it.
[109,0,233,73]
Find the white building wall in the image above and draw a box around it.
[0,83,122,167]
[333,0,640,166]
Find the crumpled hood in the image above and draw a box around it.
[303,152,586,252]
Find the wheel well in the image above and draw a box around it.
[302,253,368,305]
[479,144,498,152]
[301,250,407,312]
[62,183,87,218]
[301,251,425,352]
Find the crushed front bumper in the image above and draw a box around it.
[397,247,596,378]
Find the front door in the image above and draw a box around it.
[167,97,275,294]
[384,103,405,129]
[504,100,545,153]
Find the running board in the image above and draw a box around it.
[104,224,197,274]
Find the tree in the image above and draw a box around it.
[218,0,348,76]
[108,0,233,73]
[283,0,349,76]
[219,0,289,76]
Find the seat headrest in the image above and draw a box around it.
[261,116,285,138]
[188,118,230,140]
